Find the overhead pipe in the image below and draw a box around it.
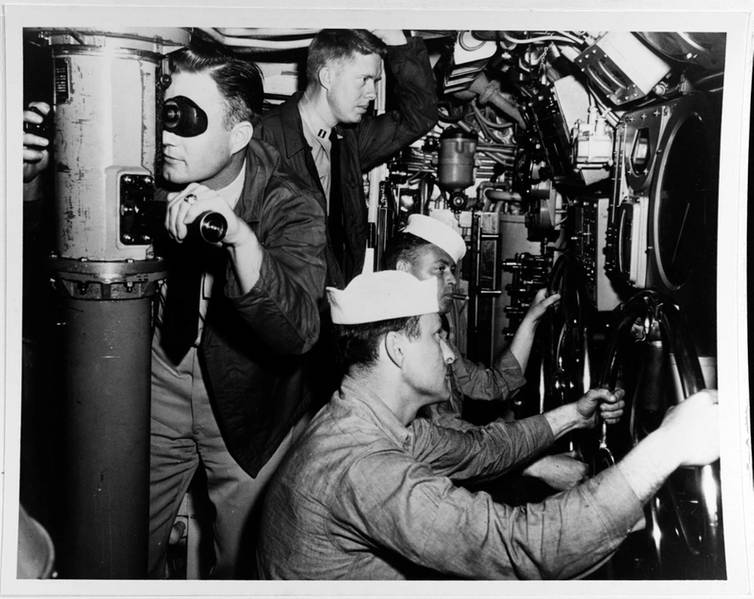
[199,27,313,50]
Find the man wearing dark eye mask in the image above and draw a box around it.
[149,43,326,579]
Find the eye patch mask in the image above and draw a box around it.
[162,95,208,137]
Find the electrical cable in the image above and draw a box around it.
[471,98,515,130]
[555,30,586,44]
[583,78,619,128]
[501,31,583,46]
[473,111,495,143]
[478,150,510,166]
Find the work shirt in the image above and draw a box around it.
[425,345,526,430]
[257,376,644,579]
[453,346,525,401]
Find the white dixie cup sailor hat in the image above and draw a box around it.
[402,212,467,264]
[328,270,440,325]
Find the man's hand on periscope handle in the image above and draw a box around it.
[165,183,252,247]
[23,101,51,183]
[166,183,263,293]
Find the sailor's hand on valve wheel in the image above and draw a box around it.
[576,387,626,428]
[523,287,561,326]
[166,183,246,246]
[657,389,720,468]
[23,101,51,183]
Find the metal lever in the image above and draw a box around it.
[192,211,228,244]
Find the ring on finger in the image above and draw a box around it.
[183,193,197,205]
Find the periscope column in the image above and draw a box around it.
[42,28,188,578]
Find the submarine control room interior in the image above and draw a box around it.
[7,17,754,591]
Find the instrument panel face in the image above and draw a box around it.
[610,94,719,302]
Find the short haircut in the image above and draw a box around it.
[169,42,264,127]
[306,29,387,85]
[335,314,421,373]
[381,232,435,270]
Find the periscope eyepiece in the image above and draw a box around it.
[162,95,208,138]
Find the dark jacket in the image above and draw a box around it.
[156,139,326,476]
[255,36,437,287]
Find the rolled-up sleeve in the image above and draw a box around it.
[334,450,644,579]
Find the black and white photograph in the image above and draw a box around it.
[2,1,753,597]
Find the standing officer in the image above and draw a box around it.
[255,28,437,287]
[22,47,328,579]
[149,43,325,578]
[255,28,437,409]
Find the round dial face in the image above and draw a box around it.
[653,115,712,290]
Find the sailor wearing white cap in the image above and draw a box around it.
[256,269,719,580]
[385,209,558,377]
[328,269,441,325]
[402,212,467,264]
[389,212,467,314]
[327,270,456,413]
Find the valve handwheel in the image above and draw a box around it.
[597,290,724,578]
